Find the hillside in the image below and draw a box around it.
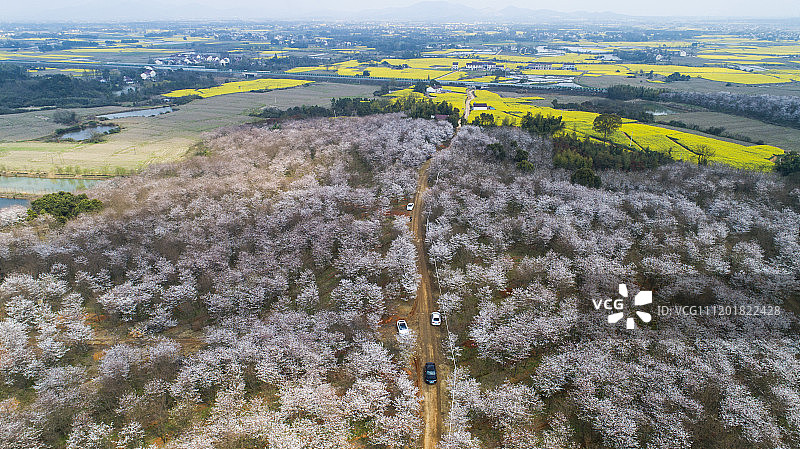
[0,115,451,448]
[0,116,799,449]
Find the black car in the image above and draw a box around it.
[424,362,437,384]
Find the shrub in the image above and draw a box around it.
[52,110,79,125]
[606,84,664,101]
[516,160,535,171]
[695,144,716,166]
[27,191,103,223]
[570,167,601,188]
[471,113,496,127]
[553,149,592,170]
[520,112,564,135]
[774,152,800,176]
[666,72,691,82]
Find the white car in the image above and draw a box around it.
[406,202,414,211]
[396,319,410,334]
[430,312,441,326]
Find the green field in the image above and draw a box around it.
[0,82,378,174]
[655,111,800,154]
[0,106,122,142]
[576,73,800,96]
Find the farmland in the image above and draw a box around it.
[3,23,800,93]
[162,78,313,98]
[263,48,800,87]
[1,22,800,176]
[495,90,800,154]
[654,111,800,154]
[0,82,378,174]
[389,87,784,169]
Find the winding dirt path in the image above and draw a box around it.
[464,89,475,122]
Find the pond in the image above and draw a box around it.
[0,197,29,209]
[0,176,104,195]
[59,125,118,141]
[98,106,172,119]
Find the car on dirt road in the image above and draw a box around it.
[430,311,441,326]
[424,362,437,384]
[406,202,414,211]
[396,319,409,335]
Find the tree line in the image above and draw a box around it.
[606,83,800,131]
[0,64,217,113]
[252,95,462,127]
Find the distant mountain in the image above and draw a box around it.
[491,5,629,22]
[348,1,629,23]
[355,1,483,22]
[0,0,671,23]
[493,6,571,21]
[1,0,795,22]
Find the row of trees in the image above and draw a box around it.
[253,95,461,127]
[660,90,800,128]
[551,98,656,123]
[0,64,217,113]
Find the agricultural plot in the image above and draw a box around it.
[163,78,313,98]
[655,111,800,154]
[0,82,378,174]
[0,106,123,142]
[341,66,453,80]
[279,53,800,86]
[392,88,783,169]
[577,73,800,96]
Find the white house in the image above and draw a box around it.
[140,67,157,80]
[465,61,503,71]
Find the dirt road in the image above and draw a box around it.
[464,88,475,122]
[410,158,442,449]
[409,93,470,448]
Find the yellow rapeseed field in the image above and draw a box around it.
[390,88,782,170]
[286,56,800,85]
[163,79,313,98]
[436,71,469,81]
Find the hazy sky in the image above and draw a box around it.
[3,0,799,22]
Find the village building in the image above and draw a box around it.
[527,62,553,70]
[140,66,157,80]
[464,61,504,71]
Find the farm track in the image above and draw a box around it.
[411,95,466,448]
[465,89,475,121]
[411,158,442,449]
